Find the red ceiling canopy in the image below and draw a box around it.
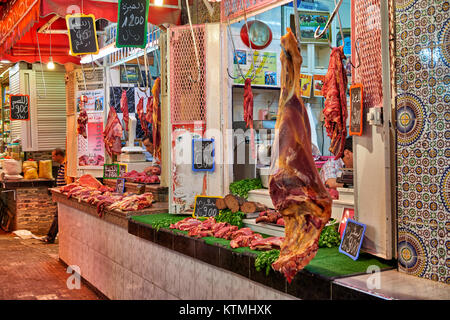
[0,0,181,65]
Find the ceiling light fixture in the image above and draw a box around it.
[47,24,55,70]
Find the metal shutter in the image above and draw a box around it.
[35,71,67,150]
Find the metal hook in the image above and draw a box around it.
[293,0,301,50]
[314,0,344,39]
[185,0,201,83]
[348,38,361,69]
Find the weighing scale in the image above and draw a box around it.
[117,115,152,172]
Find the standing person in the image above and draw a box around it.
[142,135,161,175]
[40,148,66,243]
[319,136,353,190]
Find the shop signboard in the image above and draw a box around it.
[192,138,215,172]
[233,51,277,86]
[76,90,104,112]
[116,0,149,48]
[300,74,313,98]
[313,75,325,97]
[10,94,30,121]
[103,163,120,179]
[116,178,126,194]
[339,219,366,260]
[349,84,363,136]
[193,195,222,218]
[77,112,105,168]
[66,14,99,55]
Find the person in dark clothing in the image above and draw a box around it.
[41,148,66,243]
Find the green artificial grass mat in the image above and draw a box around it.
[131,213,394,278]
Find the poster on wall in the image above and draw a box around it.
[76,90,104,112]
[171,122,205,213]
[313,75,325,97]
[290,11,331,43]
[233,50,277,86]
[78,112,105,168]
[299,74,313,98]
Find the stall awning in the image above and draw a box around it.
[0,0,181,65]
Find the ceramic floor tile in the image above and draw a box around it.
[334,269,450,300]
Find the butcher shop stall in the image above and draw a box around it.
[122,0,402,300]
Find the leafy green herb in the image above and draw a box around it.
[255,250,280,276]
[229,178,263,199]
[318,222,341,248]
[151,217,184,231]
[215,209,245,229]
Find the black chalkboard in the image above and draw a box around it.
[10,95,30,121]
[116,0,149,48]
[349,84,363,136]
[339,218,366,260]
[192,139,215,172]
[193,196,222,218]
[66,14,99,55]
[103,163,120,179]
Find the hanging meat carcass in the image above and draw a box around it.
[243,78,255,158]
[77,95,89,139]
[321,46,348,159]
[120,89,129,132]
[151,78,161,160]
[136,96,150,138]
[103,106,123,157]
[269,29,332,283]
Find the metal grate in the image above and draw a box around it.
[221,0,280,22]
[352,0,384,109]
[169,25,206,124]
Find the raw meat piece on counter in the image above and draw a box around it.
[269,29,332,283]
[250,236,284,251]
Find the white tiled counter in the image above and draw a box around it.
[56,200,296,300]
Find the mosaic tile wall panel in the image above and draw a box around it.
[394,0,449,284]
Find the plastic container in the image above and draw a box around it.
[3,159,22,175]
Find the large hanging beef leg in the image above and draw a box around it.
[269,29,332,283]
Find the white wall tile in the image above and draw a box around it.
[165,251,180,298]
[123,269,134,300]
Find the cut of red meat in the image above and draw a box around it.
[269,29,332,283]
[250,236,284,251]
[77,108,88,139]
[104,106,123,157]
[243,78,255,158]
[230,227,253,240]
[137,96,150,138]
[321,46,348,159]
[230,233,263,249]
[77,174,103,189]
[214,225,238,239]
[151,78,162,160]
[120,89,129,132]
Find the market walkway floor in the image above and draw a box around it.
[0,231,102,300]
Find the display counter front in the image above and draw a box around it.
[54,181,395,300]
[103,179,168,202]
[1,178,56,235]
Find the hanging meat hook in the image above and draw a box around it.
[314,0,344,39]
[226,0,256,81]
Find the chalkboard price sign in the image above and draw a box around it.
[103,163,120,179]
[339,218,366,260]
[349,84,364,136]
[192,139,215,172]
[10,95,30,121]
[116,0,149,48]
[66,14,99,55]
[193,195,222,218]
